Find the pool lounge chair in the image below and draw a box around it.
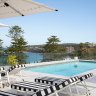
[8,64,25,72]
[34,73,93,96]
[11,81,52,92]
[11,81,57,96]
[35,73,93,85]
[0,67,5,71]
[35,76,79,85]
[11,76,79,96]
[0,70,10,88]
[77,73,93,95]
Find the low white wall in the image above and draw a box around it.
[25,59,79,68]
[80,59,96,63]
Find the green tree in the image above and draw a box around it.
[7,25,27,64]
[7,55,18,66]
[43,36,67,61]
[0,39,3,55]
[9,37,27,53]
[76,42,95,59]
[44,36,60,52]
[7,25,24,39]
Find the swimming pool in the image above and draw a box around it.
[24,61,96,76]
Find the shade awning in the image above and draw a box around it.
[0,0,58,19]
[0,23,9,27]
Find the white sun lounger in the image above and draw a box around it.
[35,76,79,85]
[0,70,10,88]
[11,81,51,92]
[0,67,5,71]
[11,81,57,96]
[8,64,25,72]
[35,73,93,85]
[34,73,93,96]
[11,73,94,96]
[11,76,80,96]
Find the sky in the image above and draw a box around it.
[0,0,96,47]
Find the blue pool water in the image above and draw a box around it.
[24,61,96,76]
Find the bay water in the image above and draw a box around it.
[0,52,43,66]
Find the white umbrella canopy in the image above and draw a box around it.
[0,23,9,27]
[0,0,58,18]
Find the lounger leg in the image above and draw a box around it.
[0,82,2,88]
[80,81,90,96]
[20,70,22,77]
[7,71,10,84]
[74,83,79,95]
[68,85,73,96]
[83,81,90,96]
[25,91,28,96]
[55,91,59,96]
[0,75,2,88]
